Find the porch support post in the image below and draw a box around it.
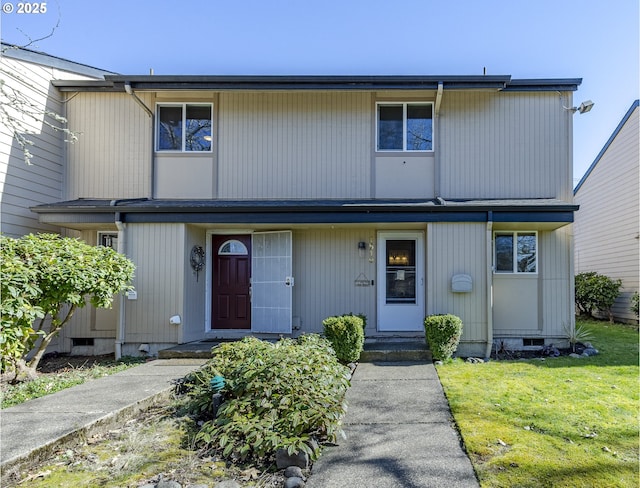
[485,214,493,359]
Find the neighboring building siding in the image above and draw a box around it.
[426,222,488,351]
[0,56,65,236]
[574,102,639,322]
[65,92,153,200]
[440,91,572,201]
[293,227,378,334]
[218,92,371,199]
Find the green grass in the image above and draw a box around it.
[437,319,639,488]
[1,357,145,409]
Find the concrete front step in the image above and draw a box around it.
[159,339,431,362]
[361,341,431,362]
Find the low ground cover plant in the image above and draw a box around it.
[322,314,365,363]
[437,319,639,487]
[182,335,350,465]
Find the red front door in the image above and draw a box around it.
[212,235,251,329]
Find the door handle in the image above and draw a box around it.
[285,276,294,287]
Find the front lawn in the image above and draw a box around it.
[437,319,639,488]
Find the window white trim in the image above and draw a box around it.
[97,231,118,250]
[493,231,538,274]
[156,103,213,153]
[376,101,434,152]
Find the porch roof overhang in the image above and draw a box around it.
[51,75,582,93]
[32,198,578,230]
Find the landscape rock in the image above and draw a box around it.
[214,481,242,488]
[157,480,182,488]
[569,353,582,358]
[276,448,309,469]
[465,357,483,363]
[582,347,599,356]
[284,466,306,479]
[284,476,306,488]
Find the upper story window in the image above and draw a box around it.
[157,103,212,152]
[494,232,537,274]
[376,102,433,152]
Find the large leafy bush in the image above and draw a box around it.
[322,314,365,363]
[1,234,135,380]
[575,272,622,322]
[183,335,350,464]
[424,314,463,361]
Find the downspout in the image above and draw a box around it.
[114,209,127,360]
[434,82,443,197]
[124,82,155,199]
[485,213,494,360]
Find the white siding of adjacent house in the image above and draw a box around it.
[65,92,153,200]
[0,56,65,236]
[439,91,573,201]
[574,103,639,322]
[217,92,372,199]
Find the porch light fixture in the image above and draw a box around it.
[565,99,594,114]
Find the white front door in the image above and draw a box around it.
[377,231,425,332]
[251,231,293,334]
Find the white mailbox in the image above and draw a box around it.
[451,274,473,293]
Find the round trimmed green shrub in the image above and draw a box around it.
[322,314,365,363]
[424,314,463,361]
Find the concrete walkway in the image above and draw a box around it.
[307,361,479,488]
[1,358,479,487]
[0,358,207,477]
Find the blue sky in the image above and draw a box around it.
[2,0,638,184]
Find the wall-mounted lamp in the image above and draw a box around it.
[358,241,366,258]
[564,99,594,114]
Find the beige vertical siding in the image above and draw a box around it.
[439,91,572,201]
[293,228,377,334]
[218,92,371,199]
[0,56,65,236]
[540,228,575,335]
[183,225,207,343]
[574,104,639,322]
[66,93,152,199]
[124,223,184,344]
[426,223,488,343]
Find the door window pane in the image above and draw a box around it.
[386,240,416,303]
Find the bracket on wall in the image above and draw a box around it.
[190,245,205,281]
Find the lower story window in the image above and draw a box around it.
[494,231,537,273]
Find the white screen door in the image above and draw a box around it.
[377,231,425,331]
[251,231,293,333]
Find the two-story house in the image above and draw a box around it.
[574,100,639,323]
[28,72,581,358]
